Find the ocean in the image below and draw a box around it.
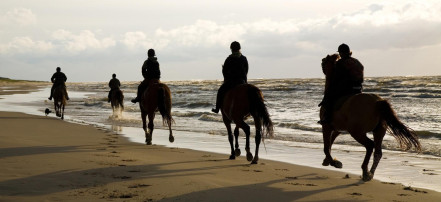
[1,76,440,192]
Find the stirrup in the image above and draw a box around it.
[48,97,52,100]
[131,98,138,103]
[211,108,219,114]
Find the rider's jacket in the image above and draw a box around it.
[142,57,160,80]
[51,72,67,86]
[108,78,121,90]
[222,53,248,84]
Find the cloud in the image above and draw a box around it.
[51,30,116,53]
[0,37,53,55]
[121,31,169,51]
[0,8,37,26]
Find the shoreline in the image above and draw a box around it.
[1,111,441,201]
[1,82,441,201]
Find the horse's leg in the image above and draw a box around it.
[167,116,174,143]
[252,119,262,164]
[370,124,386,178]
[141,110,150,145]
[147,113,155,145]
[54,102,57,116]
[322,125,343,168]
[61,104,64,120]
[237,120,252,162]
[234,126,241,157]
[351,132,375,181]
[223,116,234,159]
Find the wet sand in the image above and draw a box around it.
[0,83,440,201]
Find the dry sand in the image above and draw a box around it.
[1,83,441,201]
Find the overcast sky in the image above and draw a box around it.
[1,0,441,82]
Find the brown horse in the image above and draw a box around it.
[110,88,124,116]
[53,85,67,120]
[140,80,174,145]
[320,54,421,181]
[221,84,274,164]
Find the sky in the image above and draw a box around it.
[1,0,441,82]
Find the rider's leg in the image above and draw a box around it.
[212,83,227,113]
[131,80,148,103]
[108,89,112,102]
[48,84,55,100]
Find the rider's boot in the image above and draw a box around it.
[131,97,140,103]
[211,107,219,114]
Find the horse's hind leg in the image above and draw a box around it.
[147,113,155,145]
[237,121,252,162]
[370,124,386,178]
[61,104,65,120]
[141,110,150,145]
[252,119,262,164]
[223,116,235,159]
[167,118,174,143]
[234,126,241,157]
[351,132,375,181]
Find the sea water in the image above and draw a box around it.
[0,76,440,192]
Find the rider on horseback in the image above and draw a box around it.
[131,49,161,103]
[212,41,249,113]
[48,67,69,100]
[108,73,121,103]
[319,43,364,124]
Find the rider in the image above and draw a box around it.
[319,43,364,124]
[212,41,249,113]
[108,73,121,103]
[131,49,161,103]
[48,67,69,100]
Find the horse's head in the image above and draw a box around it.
[321,54,340,76]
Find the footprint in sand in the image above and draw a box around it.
[128,184,151,188]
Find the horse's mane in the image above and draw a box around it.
[321,54,339,76]
[321,54,340,94]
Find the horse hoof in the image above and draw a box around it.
[331,160,343,169]
[229,155,236,160]
[322,158,331,166]
[251,161,258,164]
[169,135,174,143]
[362,172,373,181]
[145,140,152,145]
[235,148,241,157]
[246,153,253,162]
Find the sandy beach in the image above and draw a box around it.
[1,83,441,201]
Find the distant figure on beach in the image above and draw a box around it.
[131,49,161,103]
[319,43,364,124]
[108,73,124,115]
[48,67,69,101]
[108,73,121,103]
[212,41,249,113]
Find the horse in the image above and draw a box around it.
[221,84,274,164]
[320,54,421,181]
[139,79,174,145]
[110,88,124,117]
[53,85,67,120]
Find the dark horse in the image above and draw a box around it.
[139,79,174,145]
[53,85,67,120]
[320,54,421,181]
[110,88,124,117]
[221,84,274,164]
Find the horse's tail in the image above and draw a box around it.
[248,85,274,137]
[158,85,174,127]
[377,100,421,152]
